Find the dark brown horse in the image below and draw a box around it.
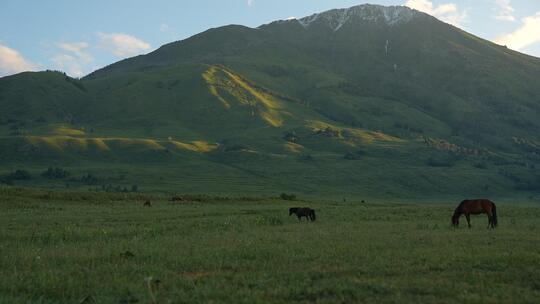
[452,199,497,229]
[289,207,316,222]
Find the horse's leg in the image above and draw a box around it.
[490,206,496,229]
[484,204,494,229]
[465,213,471,228]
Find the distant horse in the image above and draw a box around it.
[289,207,316,222]
[144,200,152,207]
[452,199,497,229]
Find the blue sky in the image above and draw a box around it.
[1,0,540,78]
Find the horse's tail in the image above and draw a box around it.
[492,203,497,227]
[311,209,316,221]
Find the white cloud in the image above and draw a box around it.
[406,0,432,13]
[495,11,540,51]
[159,23,179,42]
[160,23,170,33]
[493,0,515,22]
[247,0,253,7]
[53,41,93,78]
[58,42,92,63]
[0,44,37,77]
[405,0,468,27]
[97,32,151,57]
[58,42,87,53]
[52,54,84,78]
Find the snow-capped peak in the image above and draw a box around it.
[297,4,419,31]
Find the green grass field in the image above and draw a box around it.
[1,187,539,303]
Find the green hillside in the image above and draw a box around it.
[1,4,540,198]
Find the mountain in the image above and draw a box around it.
[1,4,540,198]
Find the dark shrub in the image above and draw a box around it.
[42,167,70,179]
[426,157,454,167]
[283,131,299,143]
[80,174,98,185]
[280,193,297,201]
[472,162,488,169]
[298,154,313,161]
[344,150,366,160]
[5,170,32,180]
[1,170,32,185]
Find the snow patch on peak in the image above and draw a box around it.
[297,4,418,31]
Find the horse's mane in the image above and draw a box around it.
[455,200,469,212]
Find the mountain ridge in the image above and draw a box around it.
[291,4,421,30]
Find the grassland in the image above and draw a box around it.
[1,187,539,303]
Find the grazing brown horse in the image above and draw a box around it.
[289,207,316,221]
[143,200,152,207]
[452,199,497,229]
